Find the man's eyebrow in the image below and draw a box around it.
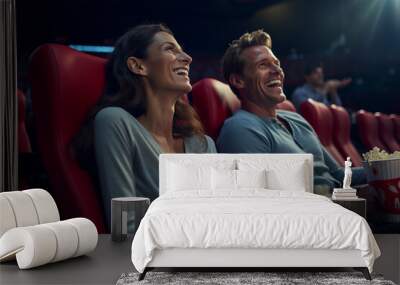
[256,57,280,65]
[255,57,270,64]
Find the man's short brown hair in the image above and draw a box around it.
[221,30,272,96]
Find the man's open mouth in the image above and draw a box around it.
[266,79,282,88]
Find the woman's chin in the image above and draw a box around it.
[177,82,192,93]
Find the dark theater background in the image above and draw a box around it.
[17,0,400,113]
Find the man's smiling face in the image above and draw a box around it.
[238,45,286,106]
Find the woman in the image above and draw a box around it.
[73,24,216,228]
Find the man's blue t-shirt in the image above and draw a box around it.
[217,109,354,188]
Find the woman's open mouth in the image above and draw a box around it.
[173,67,189,77]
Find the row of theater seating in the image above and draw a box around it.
[20,44,399,232]
[357,111,400,153]
[303,104,400,165]
[301,102,358,166]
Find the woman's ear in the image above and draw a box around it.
[229,73,245,90]
[127,57,148,76]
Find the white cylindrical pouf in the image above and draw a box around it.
[1,192,39,227]
[65,218,98,257]
[0,196,17,237]
[0,226,57,269]
[0,219,98,269]
[24,189,60,223]
[42,221,79,262]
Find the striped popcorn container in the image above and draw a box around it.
[362,158,400,215]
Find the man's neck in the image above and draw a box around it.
[241,99,277,119]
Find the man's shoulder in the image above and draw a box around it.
[222,110,263,130]
[217,110,272,153]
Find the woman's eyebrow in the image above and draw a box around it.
[162,41,183,51]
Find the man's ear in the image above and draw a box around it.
[229,73,245,90]
[127,57,148,76]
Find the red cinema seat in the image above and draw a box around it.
[191,78,241,140]
[300,99,345,165]
[355,110,387,152]
[17,90,32,154]
[276,100,296,112]
[390,114,400,143]
[375,112,400,152]
[329,105,362,167]
[29,44,107,232]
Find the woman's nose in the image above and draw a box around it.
[179,51,192,64]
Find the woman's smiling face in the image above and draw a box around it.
[140,31,193,94]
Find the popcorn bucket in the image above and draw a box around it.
[362,158,400,215]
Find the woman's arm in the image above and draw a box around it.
[94,108,137,228]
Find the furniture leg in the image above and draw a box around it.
[354,267,371,280]
[138,267,149,281]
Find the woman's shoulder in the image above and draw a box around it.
[95,106,133,123]
[184,134,216,153]
[93,106,146,139]
[94,106,144,130]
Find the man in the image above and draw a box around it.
[291,62,351,111]
[217,30,365,192]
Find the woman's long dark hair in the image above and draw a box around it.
[72,24,204,177]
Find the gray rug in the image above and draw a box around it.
[116,271,396,285]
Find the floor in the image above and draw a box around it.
[374,234,400,284]
[0,235,134,285]
[0,234,399,285]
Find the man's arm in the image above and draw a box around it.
[325,78,351,106]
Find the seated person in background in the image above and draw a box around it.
[291,61,351,111]
[73,24,216,228]
[217,30,365,193]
